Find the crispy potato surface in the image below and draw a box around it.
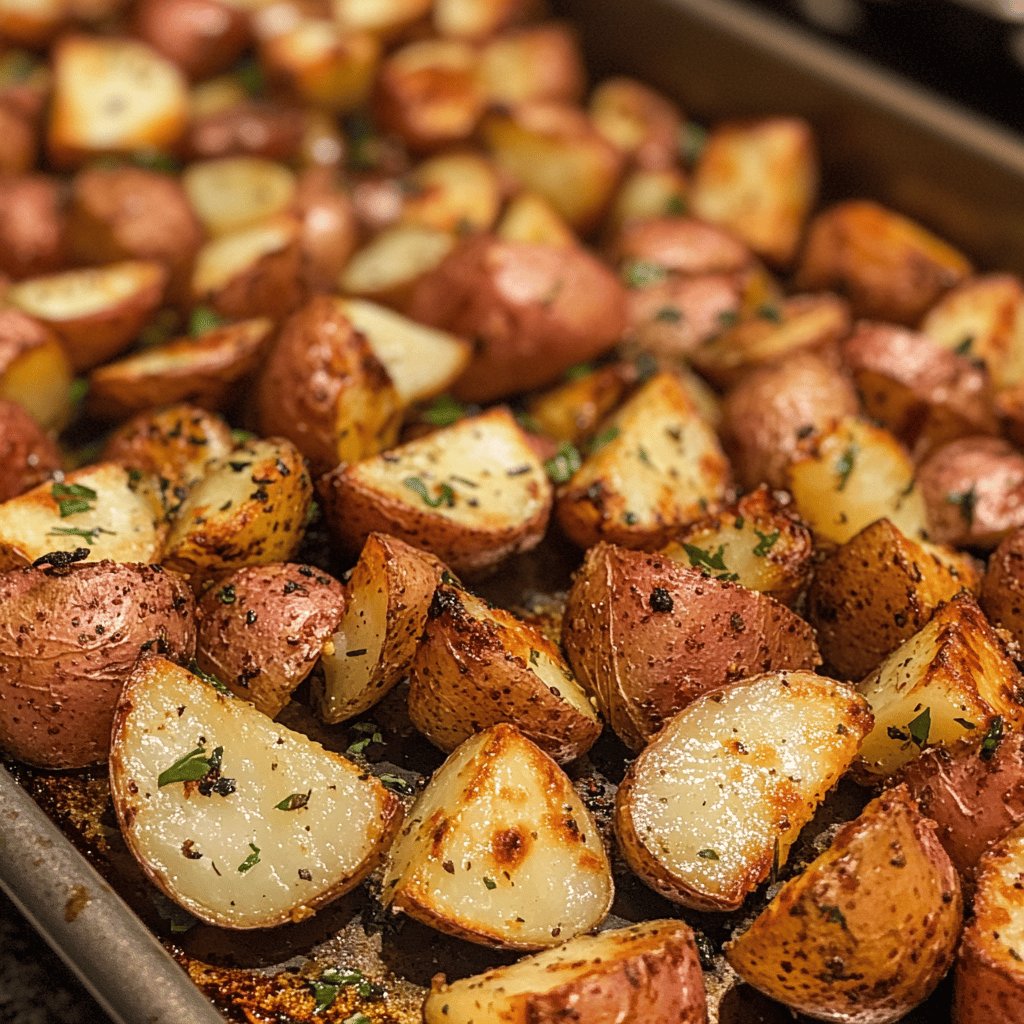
[0,399,61,503]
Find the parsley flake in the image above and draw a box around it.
[237,843,261,873]
[544,442,582,484]
[907,707,931,749]
[697,848,719,860]
[188,305,227,337]
[158,747,213,787]
[47,526,115,544]
[379,774,414,795]
[981,716,1004,761]
[752,529,780,557]
[682,543,729,572]
[589,426,620,452]
[421,394,468,427]
[483,876,497,890]
[835,444,858,491]
[275,790,312,811]
[622,260,668,289]
[403,477,455,508]
[946,486,977,528]
[51,482,97,518]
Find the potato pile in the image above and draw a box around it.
[2,0,1024,1021]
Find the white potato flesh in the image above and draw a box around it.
[496,191,577,248]
[183,158,297,238]
[0,462,164,569]
[787,415,928,545]
[335,298,471,406]
[616,670,872,911]
[110,657,402,929]
[49,35,188,157]
[0,333,73,432]
[191,216,299,295]
[400,152,502,234]
[857,596,1024,776]
[7,261,164,322]
[339,224,454,298]
[383,724,613,949]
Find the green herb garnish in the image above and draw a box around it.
[954,335,974,356]
[403,477,455,508]
[752,529,780,557]
[544,442,582,485]
[188,305,227,337]
[679,122,708,164]
[654,305,682,323]
[981,716,1004,761]
[421,394,468,427]
[564,362,594,381]
[697,848,719,860]
[237,843,261,873]
[589,426,620,452]
[482,876,497,889]
[682,543,729,572]
[907,707,931,750]
[622,260,668,289]
[51,482,97,518]
[47,526,114,544]
[275,791,312,811]
[158,747,214,788]
[379,774,414,795]
[835,444,858,491]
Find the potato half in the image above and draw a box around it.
[615,670,872,911]
[563,543,821,751]
[109,656,403,929]
[477,22,585,106]
[183,156,296,238]
[0,309,73,432]
[382,724,613,949]
[314,533,444,724]
[320,407,552,576]
[424,919,707,1024]
[0,562,195,769]
[0,174,67,281]
[856,594,1024,777]
[726,786,962,1024]
[0,399,61,504]
[408,583,601,763]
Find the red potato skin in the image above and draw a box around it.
[133,0,251,80]
[295,170,359,293]
[0,104,37,175]
[0,399,61,502]
[407,234,628,402]
[613,216,752,276]
[0,562,196,768]
[183,102,308,162]
[981,527,1024,646]
[0,176,66,281]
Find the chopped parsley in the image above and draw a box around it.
[403,477,455,508]
[907,707,931,750]
[51,482,97,518]
[275,790,312,811]
[682,543,729,573]
[564,362,594,381]
[544,442,582,484]
[835,444,858,491]
[483,876,497,890]
[310,968,382,1012]
[622,259,668,289]
[237,843,261,873]
[697,848,719,860]
[346,723,383,757]
[188,661,232,696]
[981,716,1004,761]
[589,426,620,452]
[679,122,708,165]
[46,526,114,544]
[379,774,414,795]
[752,529,780,557]
[756,303,783,323]
[946,486,977,528]
[420,394,468,427]
[663,194,687,216]
[158,747,215,787]
[188,305,227,337]
[131,149,179,173]
[717,309,739,330]
[820,904,847,928]
[954,335,974,356]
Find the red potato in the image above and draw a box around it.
[496,190,578,248]
[0,308,74,431]
[981,526,1024,646]
[614,215,753,277]
[589,76,683,171]
[0,102,37,174]
[407,234,628,402]
[334,0,432,38]
[0,561,195,768]
[183,101,308,162]
[605,166,691,237]
[294,170,359,293]
[132,0,251,80]
[477,22,585,107]
[0,175,66,281]
[917,436,1024,549]
[0,399,61,502]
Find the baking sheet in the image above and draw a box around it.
[4,0,1024,1020]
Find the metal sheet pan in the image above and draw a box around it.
[3,1,1024,1021]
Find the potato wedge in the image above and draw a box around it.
[0,309,74,431]
[720,350,859,491]
[477,21,584,106]
[495,190,577,248]
[856,593,1024,777]
[133,0,251,80]
[0,399,61,503]
[917,436,1024,549]
[320,408,552,576]
[690,117,818,267]
[382,724,612,949]
[786,415,928,545]
[182,157,296,239]
[726,786,962,1024]
[589,76,684,171]
[333,297,471,408]
[981,526,1024,647]
[555,371,730,551]
[662,485,814,607]
[196,563,345,718]
[256,296,401,475]
[563,543,821,750]
[313,533,444,724]
[481,102,623,232]
[0,462,165,570]
[920,273,1024,389]
[901,729,1024,882]
[424,919,707,1024]
[109,656,402,928]
[807,517,979,681]
[0,174,66,281]
[87,318,271,421]
[524,362,635,447]
[615,670,872,910]
[408,582,600,763]
[398,151,501,235]
[162,437,312,579]
[954,822,1024,1022]
[48,35,188,166]
[0,562,195,768]
[796,199,972,324]
[407,234,628,402]
[6,260,167,371]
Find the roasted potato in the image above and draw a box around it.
[397,152,502,235]
[132,0,251,80]
[182,156,295,239]
[917,435,1024,549]
[162,436,312,579]
[615,670,872,910]
[382,723,613,949]
[589,76,683,172]
[857,593,1024,777]
[786,415,928,545]
[407,234,628,402]
[408,582,601,763]
[0,462,165,570]
[720,349,859,491]
[0,0,65,47]
[0,100,38,174]
[0,561,195,768]
[807,517,979,681]
[953,821,1024,1023]
[196,563,345,718]
[555,371,731,551]
[563,543,821,750]
[6,260,167,371]
[662,485,814,607]
[796,199,973,324]
[726,786,962,1024]
[477,21,584,106]
[901,728,1024,883]
[0,399,61,503]
[110,656,403,928]
[320,407,552,576]
[87,317,272,421]
[433,0,539,40]
[256,296,401,475]
[614,215,753,276]
[313,533,444,724]
[524,362,635,447]
[334,0,431,38]
[0,174,66,281]
[183,99,308,162]
[0,308,74,430]
[605,166,690,237]
[424,919,708,1024]
[981,525,1024,646]
[496,190,577,248]
[47,34,189,166]
[690,117,818,267]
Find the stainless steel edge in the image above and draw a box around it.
[0,764,225,1024]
